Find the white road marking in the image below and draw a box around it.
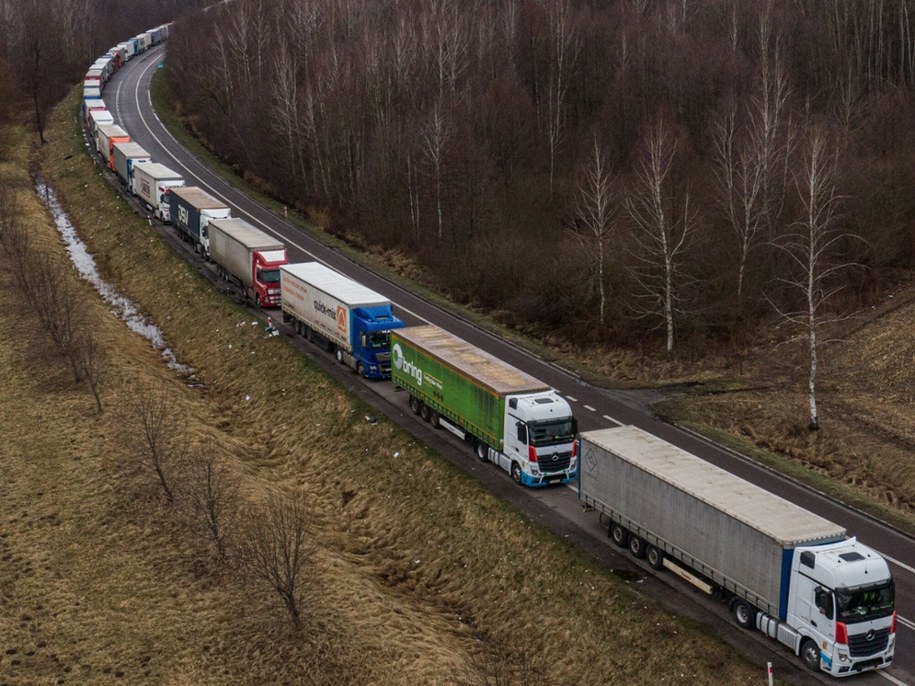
[878,669,909,685]
[565,396,578,403]
[884,553,915,576]
[583,405,596,412]
[603,415,623,425]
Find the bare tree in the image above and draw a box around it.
[269,31,306,189]
[242,494,311,630]
[712,8,793,317]
[461,636,550,686]
[23,255,85,362]
[624,119,696,355]
[69,322,107,413]
[771,125,857,431]
[543,0,578,195]
[570,137,617,328]
[184,446,239,560]
[422,0,469,101]
[423,103,451,241]
[127,384,187,501]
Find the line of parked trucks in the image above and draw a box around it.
[81,23,897,678]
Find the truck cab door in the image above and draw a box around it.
[503,418,526,459]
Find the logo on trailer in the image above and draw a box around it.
[336,306,347,333]
[178,205,189,227]
[392,343,422,386]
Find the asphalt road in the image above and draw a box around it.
[98,44,914,685]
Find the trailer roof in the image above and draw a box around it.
[97,124,128,137]
[113,141,150,158]
[281,262,391,307]
[210,218,284,250]
[133,162,182,180]
[396,325,549,396]
[170,186,228,209]
[581,426,846,546]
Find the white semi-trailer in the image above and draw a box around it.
[208,218,287,308]
[578,425,896,677]
[280,262,403,379]
[112,141,151,188]
[133,163,184,222]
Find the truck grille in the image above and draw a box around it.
[377,352,391,362]
[539,450,572,473]
[848,628,890,657]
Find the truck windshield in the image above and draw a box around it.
[835,581,895,623]
[258,268,280,284]
[528,419,578,447]
[368,332,390,350]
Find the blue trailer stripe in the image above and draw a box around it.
[779,547,793,620]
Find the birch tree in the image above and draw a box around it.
[772,125,856,431]
[624,119,696,355]
[712,9,792,316]
[423,103,451,241]
[543,0,578,194]
[570,137,617,328]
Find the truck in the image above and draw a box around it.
[95,124,130,169]
[577,425,896,677]
[112,141,151,187]
[391,324,579,486]
[280,262,404,379]
[167,186,231,256]
[208,218,287,308]
[84,69,103,89]
[87,109,114,139]
[82,98,106,128]
[133,163,184,221]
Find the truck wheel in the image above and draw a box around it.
[429,410,440,428]
[609,523,629,548]
[800,638,821,672]
[356,362,364,377]
[420,404,431,422]
[646,545,664,570]
[255,293,261,308]
[409,396,422,415]
[475,440,488,461]
[628,535,646,559]
[335,348,343,364]
[511,463,523,484]
[730,599,756,629]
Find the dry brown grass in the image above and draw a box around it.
[0,92,772,684]
[656,287,915,528]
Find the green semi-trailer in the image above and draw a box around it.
[392,325,578,487]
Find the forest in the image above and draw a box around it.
[164,0,915,355]
[0,0,203,143]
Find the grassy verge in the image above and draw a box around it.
[0,89,771,684]
[657,395,915,535]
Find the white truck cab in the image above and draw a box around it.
[496,391,578,486]
[787,538,895,676]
